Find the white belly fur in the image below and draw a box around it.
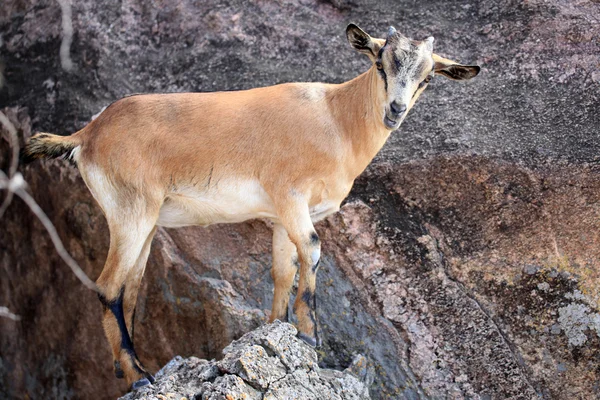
[157,180,278,227]
[309,200,340,222]
[157,179,343,228]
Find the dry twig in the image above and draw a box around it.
[0,110,98,319]
[0,110,18,218]
[57,0,74,72]
[0,306,21,321]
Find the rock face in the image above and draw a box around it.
[120,321,371,400]
[1,0,600,399]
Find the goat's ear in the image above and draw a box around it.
[433,54,480,80]
[346,24,383,61]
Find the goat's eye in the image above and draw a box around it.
[376,61,383,70]
[418,75,432,89]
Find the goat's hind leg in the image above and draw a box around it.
[113,226,157,385]
[96,215,158,389]
[124,226,157,343]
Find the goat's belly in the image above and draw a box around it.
[157,181,277,228]
[309,200,340,222]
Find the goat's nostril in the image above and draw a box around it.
[390,101,407,116]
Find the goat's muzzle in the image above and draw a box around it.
[384,101,407,129]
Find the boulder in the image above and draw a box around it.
[120,321,371,400]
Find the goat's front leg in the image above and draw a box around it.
[276,200,322,347]
[269,223,299,323]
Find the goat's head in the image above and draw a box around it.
[346,23,480,130]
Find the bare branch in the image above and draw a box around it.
[0,108,98,298]
[57,0,75,72]
[0,110,18,218]
[0,114,24,320]
[13,183,98,291]
[0,306,20,321]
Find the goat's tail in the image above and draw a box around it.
[21,132,82,164]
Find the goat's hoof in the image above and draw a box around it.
[131,377,153,390]
[114,361,124,379]
[297,332,318,347]
[146,373,156,384]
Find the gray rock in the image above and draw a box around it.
[221,321,317,372]
[120,321,370,400]
[537,282,550,292]
[524,265,540,275]
[218,344,287,390]
[202,375,263,400]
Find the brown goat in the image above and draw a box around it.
[22,24,479,389]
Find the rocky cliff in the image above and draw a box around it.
[1,0,600,399]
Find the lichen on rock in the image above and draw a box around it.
[558,303,600,347]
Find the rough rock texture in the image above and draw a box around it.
[1,0,600,399]
[120,321,371,400]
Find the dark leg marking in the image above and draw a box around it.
[300,289,320,346]
[114,360,124,379]
[310,232,320,245]
[312,259,320,273]
[99,289,136,362]
[283,305,290,323]
[130,307,136,341]
[98,289,151,379]
[301,289,314,312]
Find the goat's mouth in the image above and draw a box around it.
[383,114,400,130]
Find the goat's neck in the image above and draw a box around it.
[327,67,391,179]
